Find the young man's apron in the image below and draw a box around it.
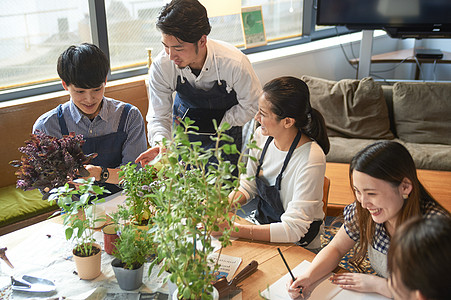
[57,103,131,195]
[252,131,322,247]
[172,76,242,170]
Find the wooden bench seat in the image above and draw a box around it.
[0,187,58,236]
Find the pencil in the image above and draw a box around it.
[277,248,303,294]
[277,248,295,281]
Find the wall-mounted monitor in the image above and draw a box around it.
[316,0,451,38]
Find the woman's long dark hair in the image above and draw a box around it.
[348,141,447,270]
[262,76,330,154]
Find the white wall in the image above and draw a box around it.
[249,31,451,84]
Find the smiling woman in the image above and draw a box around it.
[351,170,407,235]
[287,141,450,299]
[219,76,329,251]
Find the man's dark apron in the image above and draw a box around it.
[252,131,322,246]
[57,103,131,195]
[172,76,242,170]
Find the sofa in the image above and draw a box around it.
[301,75,451,171]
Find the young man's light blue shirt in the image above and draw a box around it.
[33,97,147,167]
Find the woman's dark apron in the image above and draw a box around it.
[172,76,242,170]
[57,103,131,195]
[252,131,322,246]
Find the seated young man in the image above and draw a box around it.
[33,43,147,194]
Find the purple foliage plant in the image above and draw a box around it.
[10,130,97,199]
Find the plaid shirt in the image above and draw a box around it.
[343,200,448,255]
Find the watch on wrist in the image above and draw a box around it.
[100,167,109,183]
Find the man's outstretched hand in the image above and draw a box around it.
[135,146,162,166]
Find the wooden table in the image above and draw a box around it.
[325,162,451,216]
[349,48,451,80]
[222,239,316,299]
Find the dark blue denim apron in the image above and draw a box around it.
[57,103,131,195]
[253,131,322,246]
[173,76,242,170]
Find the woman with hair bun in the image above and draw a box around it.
[219,76,329,252]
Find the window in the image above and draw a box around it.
[209,0,304,46]
[0,0,90,93]
[0,0,344,102]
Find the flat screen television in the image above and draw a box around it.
[316,0,451,38]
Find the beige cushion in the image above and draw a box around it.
[302,76,394,139]
[393,82,451,145]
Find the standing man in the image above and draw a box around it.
[136,0,261,166]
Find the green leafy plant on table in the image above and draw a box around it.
[110,202,157,270]
[112,224,155,270]
[109,163,162,289]
[48,177,109,257]
[109,219,156,290]
[117,163,163,226]
[151,118,257,300]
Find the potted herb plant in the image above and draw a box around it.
[117,162,161,227]
[151,119,256,300]
[48,177,109,280]
[107,162,162,290]
[110,223,156,290]
[10,130,96,199]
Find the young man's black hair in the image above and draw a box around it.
[57,43,109,89]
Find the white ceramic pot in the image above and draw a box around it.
[172,286,219,300]
[85,205,106,229]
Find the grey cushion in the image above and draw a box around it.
[302,75,394,139]
[327,137,451,171]
[393,82,451,145]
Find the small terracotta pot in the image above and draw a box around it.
[102,223,119,255]
[73,243,102,280]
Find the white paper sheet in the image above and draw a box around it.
[260,260,390,300]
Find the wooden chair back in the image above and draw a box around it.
[322,176,330,218]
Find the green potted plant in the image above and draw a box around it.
[48,177,109,280]
[110,222,156,291]
[117,162,162,227]
[151,119,256,300]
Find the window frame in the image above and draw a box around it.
[0,0,351,103]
